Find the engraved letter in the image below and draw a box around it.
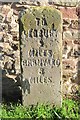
[28,28,33,37]
[36,18,40,26]
[42,17,47,26]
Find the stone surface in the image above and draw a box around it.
[20,7,62,106]
[0,3,21,103]
[19,0,80,6]
[0,0,80,7]
[0,2,80,103]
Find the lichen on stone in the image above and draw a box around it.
[21,6,62,36]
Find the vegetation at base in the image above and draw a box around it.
[0,98,80,119]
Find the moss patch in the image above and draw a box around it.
[21,7,62,36]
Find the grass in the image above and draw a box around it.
[0,98,80,119]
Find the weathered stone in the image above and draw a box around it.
[7,9,13,22]
[63,19,71,25]
[0,2,79,103]
[74,39,80,45]
[20,7,62,106]
[0,34,3,42]
[59,7,78,19]
[11,43,18,51]
[72,30,79,39]
[71,20,79,29]
[19,0,80,7]
[0,14,3,23]
[2,5,10,15]
[0,0,80,7]
[63,31,72,40]
[62,59,78,71]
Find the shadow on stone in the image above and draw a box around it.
[2,70,22,104]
